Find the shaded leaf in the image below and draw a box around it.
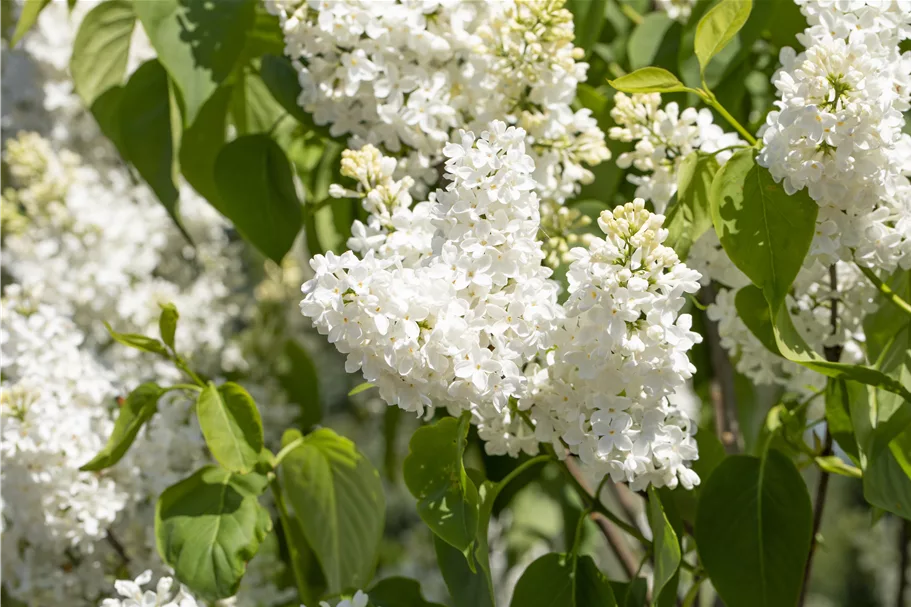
[70,0,135,105]
[665,150,719,260]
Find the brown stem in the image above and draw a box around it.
[799,264,841,606]
[702,284,740,453]
[105,528,130,564]
[897,519,910,607]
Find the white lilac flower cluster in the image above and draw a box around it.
[524,200,704,490]
[608,92,743,212]
[758,0,911,271]
[303,123,703,488]
[310,590,369,607]
[265,0,610,201]
[655,0,697,23]
[1,6,298,603]
[101,570,198,607]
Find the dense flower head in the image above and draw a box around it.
[608,93,743,212]
[265,0,610,202]
[101,570,198,607]
[304,126,705,483]
[523,200,704,490]
[758,0,911,271]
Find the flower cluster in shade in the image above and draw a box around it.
[265,0,610,202]
[100,571,198,607]
[608,92,743,213]
[0,5,301,604]
[757,0,911,271]
[302,121,704,489]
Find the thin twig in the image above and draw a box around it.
[105,528,130,564]
[702,284,740,453]
[897,519,910,607]
[799,264,841,606]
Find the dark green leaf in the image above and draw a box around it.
[119,60,183,231]
[233,69,284,134]
[135,0,254,125]
[259,54,336,140]
[608,67,690,94]
[647,487,680,605]
[575,0,607,54]
[10,0,50,47]
[196,382,264,474]
[403,414,479,556]
[180,85,232,205]
[664,151,719,260]
[155,466,271,601]
[80,382,163,471]
[433,534,495,607]
[611,579,648,607]
[711,149,818,313]
[627,13,677,71]
[695,0,752,74]
[90,85,129,160]
[158,302,179,350]
[214,134,303,262]
[104,321,168,355]
[509,552,617,607]
[824,379,859,461]
[70,0,135,105]
[280,428,385,593]
[368,577,446,607]
[279,339,322,429]
[695,450,812,607]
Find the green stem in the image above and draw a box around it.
[162,383,202,394]
[619,3,644,24]
[700,90,758,145]
[175,357,206,387]
[273,436,305,469]
[856,263,911,317]
[497,454,554,494]
[682,577,704,607]
[269,476,312,605]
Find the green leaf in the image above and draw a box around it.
[368,577,447,607]
[10,0,50,47]
[158,302,179,350]
[90,85,129,160]
[824,379,859,461]
[608,67,690,94]
[627,13,677,71]
[695,450,812,607]
[735,285,911,402]
[180,85,232,205]
[403,415,480,556]
[119,60,184,232]
[104,321,168,356]
[196,382,264,474]
[814,455,862,478]
[214,134,303,263]
[509,553,617,607]
[695,0,753,75]
[259,54,337,140]
[135,0,254,126]
[80,382,163,471]
[575,0,607,54]
[349,382,376,396]
[280,428,386,593]
[433,534,495,607]
[232,69,285,135]
[664,151,719,260]
[155,466,272,601]
[863,427,911,519]
[647,487,681,606]
[70,0,135,105]
[279,339,322,429]
[711,149,818,313]
[611,579,649,607]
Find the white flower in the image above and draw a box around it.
[101,570,198,607]
[314,589,369,607]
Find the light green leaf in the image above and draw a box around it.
[627,13,676,70]
[368,577,447,607]
[647,487,681,606]
[814,455,862,479]
[158,302,179,350]
[608,67,690,94]
[104,321,168,356]
[134,0,254,126]
[279,340,322,429]
[664,151,719,260]
[80,382,163,471]
[180,85,232,206]
[196,382,264,474]
[232,69,285,135]
[695,0,753,74]
[213,134,303,263]
[695,450,812,607]
[119,60,184,232]
[403,414,479,556]
[349,382,376,396]
[711,149,818,313]
[155,466,272,601]
[70,0,135,106]
[574,0,607,54]
[280,428,385,593]
[824,379,859,461]
[10,0,50,47]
